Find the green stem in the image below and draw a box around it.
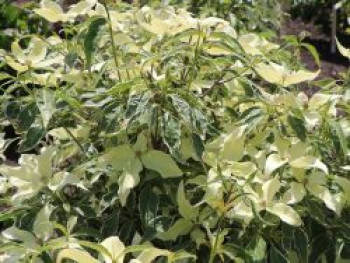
[103,2,121,82]
[63,127,85,154]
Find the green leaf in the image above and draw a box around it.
[134,247,170,263]
[301,43,320,67]
[141,150,182,178]
[157,218,193,241]
[294,228,308,263]
[84,17,106,71]
[177,181,199,221]
[18,125,45,152]
[4,101,21,119]
[287,114,307,141]
[308,234,330,263]
[2,227,37,248]
[269,244,288,263]
[161,112,181,155]
[17,102,38,132]
[100,145,136,171]
[247,236,266,262]
[140,186,159,227]
[332,121,349,159]
[118,159,142,206]
[36,89,56,128]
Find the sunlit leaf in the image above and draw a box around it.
[255,62,319,87]
[141,150,182,178]
[177,181,199,221]
[267,203,302,226]
[57,248,99,263]
[101,236,125,263]
[33,205,54,241]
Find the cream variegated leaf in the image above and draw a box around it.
[33,205,54,241]
[230,161,257,178]
[264,154,287,176]
[100,145,136,172]
[11,41,26,63]
[177,181,199,221]
[141,150,182,178]
[133,133,148,153]
[118,159,142,207]
[220,126,246,162]
[335,176,350,204]
[34,0,96,23]
[5,56,28,72]
[101,236,125,263]
[289,156,328,174]
[255,62,319,87]
[2,227,38,249]
[336,37,350,59]
[28,38,47,64]
[308,184,341,215]
[57,249,99,263]
[267,203,302,226]
[283,182,306,204]
[134,248,170,263]
[262,177,281,204]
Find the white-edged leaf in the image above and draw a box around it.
[220,126,246,161]
[267,203,302,226]
[28,38,47,64]
[308,184,342,215]
[262,177,281,204]
[2,227,37,248]
[5,56,28,72]
[264,154,287,176]
[283,182,306,204]
[11,41,26,63]
[33,205,54,240]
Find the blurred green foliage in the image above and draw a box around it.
[140,0,283,33]
[291,0,350,34]
[0,0,48,50]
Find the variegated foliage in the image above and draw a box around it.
[0,1,349,262]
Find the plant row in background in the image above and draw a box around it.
[0,0,349,262]
[291,0,350,34]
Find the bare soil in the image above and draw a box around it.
[283,18,349,79]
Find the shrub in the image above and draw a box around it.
[0,1,349,262]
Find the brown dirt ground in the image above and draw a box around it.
[283,18,348,79]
